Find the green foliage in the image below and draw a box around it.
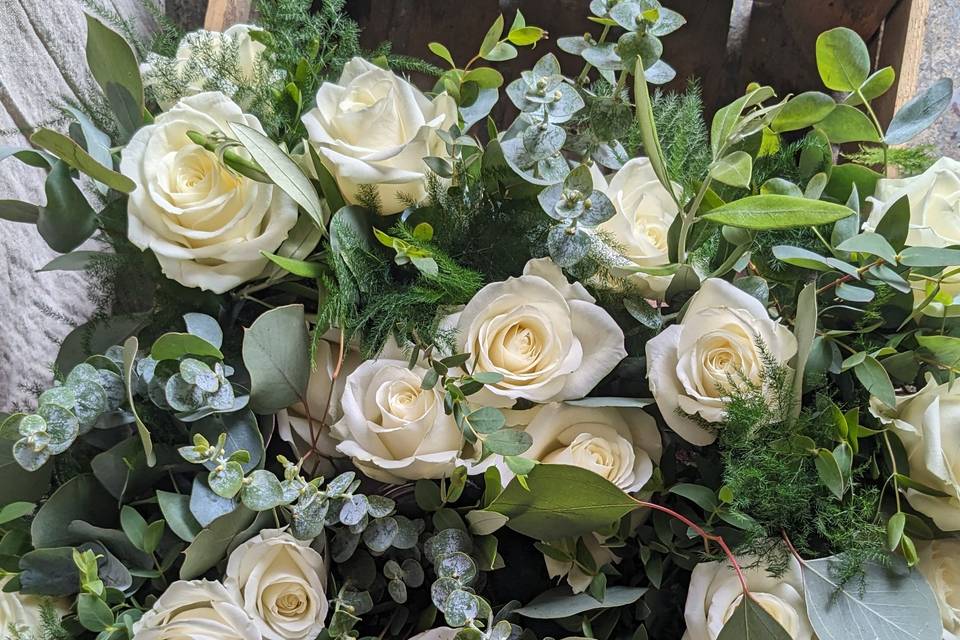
[6,601,70,640]
[844,144,938,176]
[636,82,711,199]
[718,356,887,578]
[318,214,484,358]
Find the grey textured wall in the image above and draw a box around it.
[914,0,960,158]
[0,0,159,412]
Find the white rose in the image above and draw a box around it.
[0,577,65,636]
[302,57,457,215]
[683,556,814,640]
[331,358,466,483]
[863,157,960,317]
[593,158,680,298]
[133,579,260,640]
[916,538,960,639]
[446,258,627,408]
[645,278,798,446]
[142,25,270,110]
[500,403,661,492]
[120,92,298,293]
[864,157,960,248]
[277,338,361,474]
[871,375,960,531]
[408,628,460,640]
[225,529,328,640]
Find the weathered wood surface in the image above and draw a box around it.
[0,0,160,411]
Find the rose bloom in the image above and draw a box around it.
[0,577,66,636]
[500,403,661,492]
[331,358,466,483]
[863,158,960,318]
[871,375,960,531]
[302,57,457,214]
[445,258,627,408]
[141,25,270,111]
[225,529,328,640]
[683,556,814,640]
[645,278,797,446]
[592,158,680,298]
[916,538,960,640]
[120,92,298,293]
[133,579,260,640]
[276,338,360,475]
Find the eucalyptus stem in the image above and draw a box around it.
[577,25,610,85]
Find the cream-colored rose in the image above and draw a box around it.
[645,278,797,446]
[683,556,814,640]
[133,579,260,640]
[0,577,65,636]
[871,375,960,531]
[864,157,960,248]
[593,158,680,298]
[500,403,661,492]
[916,539,960,639]
[277,339,361,474]
[225,529,328,640]
[120,92,298,293]
[446,258,627,408]
[331,358,466,483]
[863,158,960,317]
[302,57,457,215]
[141,25,270,111]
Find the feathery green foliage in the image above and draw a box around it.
[718,353,887,579]
[845,144,938,176]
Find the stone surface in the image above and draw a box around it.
[0,0,159,412]
[914,0,960,158]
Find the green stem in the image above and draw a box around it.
[577,26,610,85]
[677,177,712,263]
[855,89,889,172]
[883,431,902,512]
[186,130,271,183]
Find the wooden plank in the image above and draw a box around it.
[734,0,899,106]
[875,0,930,126]
[204,0,253,31]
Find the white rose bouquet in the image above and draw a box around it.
[2,2,959,640]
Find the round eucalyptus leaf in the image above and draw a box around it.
[38,404,79,454]
[39,386,76,410]
[583,43,622,71]
[531,53,561,80]
[548,226,592,267]
[362,516,399,553]
[95,370,125,411]
[401,558,425,587]
[66,379,108,432]
[240,469,287,511]
[545,84,586,123]
[437,551,478,583]
[522,123,565,161]
[431,576,460,610]
[331,528,361,562]
[578,190,616,226]
[340,495,369,526]
[366,494,396,518]
[165,375,203,412]
[392,515,422,550]
[444,589,481,626]
[19,414,47,436]
[66,363,102,388]
[388,578,408,604]
[425,528,473,562]
[13,439,50,472]
[291,495,329,541]
[208,461,244,499]
[180,359,219,393]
